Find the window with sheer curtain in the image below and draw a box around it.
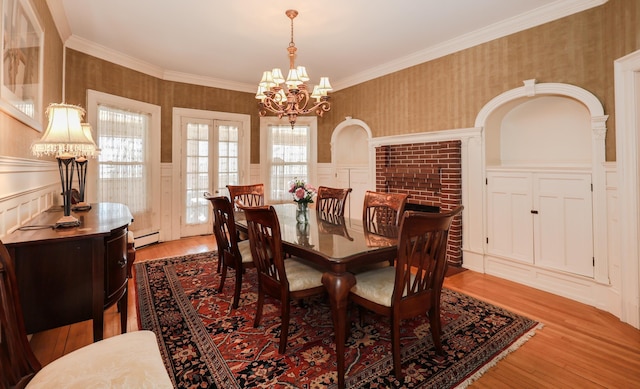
[261,117,317,203]
[96,105,154,235]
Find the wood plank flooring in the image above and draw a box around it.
[29,236,640,387]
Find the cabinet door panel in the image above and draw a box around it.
[533,173,593,277]
[105,227,128,306]
[486,172,534,263]
[337,167,369,221]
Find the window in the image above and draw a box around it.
[87,90,161,240]
[260,117,317,203]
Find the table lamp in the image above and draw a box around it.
[72,123,99,211]
[31,103,96,228]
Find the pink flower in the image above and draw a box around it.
[294,187,306,200]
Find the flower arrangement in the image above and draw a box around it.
[288,178,316,205]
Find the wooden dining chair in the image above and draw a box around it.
[227,183,265,208]
[242,205,325,354]
[206,195,254,309]
[349,206,463,380]
[362,190,408,230]
[316,186,352,216]
[0,239,172,389]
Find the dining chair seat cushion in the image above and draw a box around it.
[284,257,324,292]
[351,266,413,307]
[26,330,172,389]
[238,239,253,264]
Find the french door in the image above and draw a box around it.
[180,117,244,237]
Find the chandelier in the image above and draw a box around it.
[255,9,332,128]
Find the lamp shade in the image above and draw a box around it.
[81,123,98,150]
[31,104,95,158]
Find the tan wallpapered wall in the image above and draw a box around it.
[64,51,259,163]
[319,0,638,162]
[0,0,63,159]
[63,0,638,164]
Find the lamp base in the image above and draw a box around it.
[72,202,92,211]
[55,215,81,228]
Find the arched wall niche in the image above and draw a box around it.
[330,117,373,166]
[485,95,592,167]
[472,78,611,309]
[330,117,373,219]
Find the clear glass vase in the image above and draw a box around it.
[296,202,308,224]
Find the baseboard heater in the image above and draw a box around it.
[132,231,160,249]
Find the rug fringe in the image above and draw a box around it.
[453,322,544,388]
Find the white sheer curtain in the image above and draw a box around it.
[96,105,153,235]
[268,124,310,202]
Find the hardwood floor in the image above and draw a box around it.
[29,236,640,388]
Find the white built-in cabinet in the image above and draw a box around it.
[486,169,594,278]
[336,167,368,220]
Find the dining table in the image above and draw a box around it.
[235,203,398,389]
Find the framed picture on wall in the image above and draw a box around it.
[0,0,44,131]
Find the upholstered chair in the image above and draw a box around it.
[349,206,463,380]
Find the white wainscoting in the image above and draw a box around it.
[0,156,59,239]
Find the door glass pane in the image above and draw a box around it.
[217,123,240,195]
[184,122,210,224]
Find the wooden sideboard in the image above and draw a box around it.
[2,202,133,342]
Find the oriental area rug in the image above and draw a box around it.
[135,252,541,388]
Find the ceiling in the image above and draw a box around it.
[47,0,603,93]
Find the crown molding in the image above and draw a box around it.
[332,0,608,90]
[46,0,71,41]
[51,0,606,93]
[163,71,256,93]
[64,35,256,93]
[65,35,166,79]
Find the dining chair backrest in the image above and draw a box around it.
[0,239,41,388]
[393,206,463,307]
[316,186,352,216]
[207,195,242,268]
[362,190,408,230]
[242,206,287,290]
[227,184,265,209]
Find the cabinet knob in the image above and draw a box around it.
[118,257,127,268]
[531,210,539,214]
